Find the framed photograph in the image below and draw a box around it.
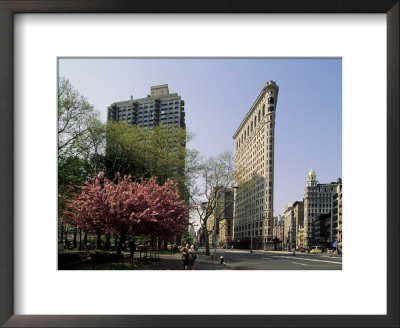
[0,1,398,327]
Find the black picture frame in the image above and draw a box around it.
[0,1,398,327]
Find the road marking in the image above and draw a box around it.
[292,262,308,266]
[222,262,236,270]
[277,256,342,264]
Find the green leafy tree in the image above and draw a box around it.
[105,121,148,181]
[75,112,106,177]
[58,77,106,243]
[105,122,193,200]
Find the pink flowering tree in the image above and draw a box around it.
[63,173,109,248]
[142,178,189,241]
[105,175,190,254]
[63,173,190,254]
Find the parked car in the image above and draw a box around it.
[298,248,306,253]
[310,246,322,254]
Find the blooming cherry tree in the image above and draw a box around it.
[63,173,190,253]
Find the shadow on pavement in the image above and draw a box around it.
[148,253,233,270]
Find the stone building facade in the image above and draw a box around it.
[233,81,279,250]
[283,201,304,250]
[206,188,233,247]
[303,169,342,248]
[296,226,305,249]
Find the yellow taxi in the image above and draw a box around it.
[309,246,322,254]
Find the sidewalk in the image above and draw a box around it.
[146,252,233,270]
[238,249,342,257]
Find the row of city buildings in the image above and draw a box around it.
[196,81,342,251]
[196,169,342,251]
[273,171,342,251]
[107,82,342,251]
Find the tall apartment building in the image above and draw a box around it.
[303,169,342,248]
[233,81,279,250]
[107,84,185,129]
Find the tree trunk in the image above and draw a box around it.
[64,228,69,248]
[60,221,64,244]
[203,226,210,256]
[73,229,77,248]
[117,234,125,256]
[129,237,135,257]
[96,231,102,249]
[205,240,210,256]
[105,235,111,249]
[83,232,88,245]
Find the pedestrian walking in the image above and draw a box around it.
[181,243,190,270]
[188,244,197,270]
[292,247,296,256]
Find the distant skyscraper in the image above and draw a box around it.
[233,81,279,250]
[107,84,185,129]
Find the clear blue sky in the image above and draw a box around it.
[59,58,342,217]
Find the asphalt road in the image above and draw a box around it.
[198,247,342,270]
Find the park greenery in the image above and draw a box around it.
[58,77,235,258]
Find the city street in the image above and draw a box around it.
[196,247,342,270]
